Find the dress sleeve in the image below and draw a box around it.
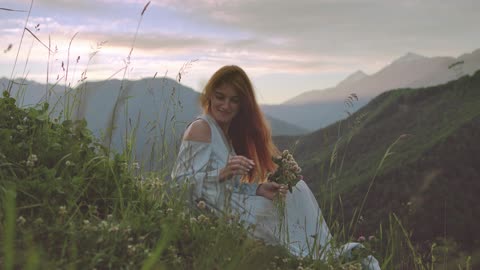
[171,140,221,200]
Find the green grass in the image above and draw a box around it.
[0,2,460,269]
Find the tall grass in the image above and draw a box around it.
[1,1,468,269]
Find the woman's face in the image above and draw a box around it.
[210,83,241,127]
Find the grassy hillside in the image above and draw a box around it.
[275,70,480,265]
[1,84,442,269]
[0,90,314,269]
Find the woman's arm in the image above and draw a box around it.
[171,119,214,200]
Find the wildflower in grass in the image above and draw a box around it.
[108,224,119,233]
[17,216,26,226]
[58,205,67,215]
[99,220,108,229]
[190,217,197,223]
[132,162,140,170]
[65,160,74,166]
[29,154,38,162]
[357,235,366,242]
[197,214,209,224]
[127,244,136,255]
[26,154,38,167]
[166,208,173,214]
[358,215,365,224]
[197,200,206,210]
[33,217,43,226]
[368,235,376,241]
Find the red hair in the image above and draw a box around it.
[200,65,279,183]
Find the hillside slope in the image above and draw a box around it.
[275,71,480,257]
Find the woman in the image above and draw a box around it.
[171,65,380,269]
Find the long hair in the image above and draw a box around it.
[200,65,279,183]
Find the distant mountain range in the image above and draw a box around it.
[262,49,480,131]
[0,77,307,170]
[274,70,480,265]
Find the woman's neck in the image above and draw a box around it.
[206,112,230,140]
[218,123,230,139]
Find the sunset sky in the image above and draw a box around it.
[1,0,479,104]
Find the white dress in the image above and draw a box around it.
[171,114,380,269]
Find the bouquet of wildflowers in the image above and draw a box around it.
[268,150,303,193]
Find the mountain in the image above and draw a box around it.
[335,70,368,89]
[274,71,480,264]
[266,115,309,136]
[262,49,480,131]
[1,77,307,170]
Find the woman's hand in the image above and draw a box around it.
[255,182,288,200]
[219,155,255,181]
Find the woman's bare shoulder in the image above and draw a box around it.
[183,119,211,143]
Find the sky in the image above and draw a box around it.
[1,0,479,104]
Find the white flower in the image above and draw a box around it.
[26,154,38,167]
[197,200,206,210]
[17,216,26,225]
[65,160,74,166]
[197,214,209,223]
[28,154,38,162]
[58,205,67,215]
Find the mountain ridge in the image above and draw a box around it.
[274,70,480,263]
[262,48,480,131]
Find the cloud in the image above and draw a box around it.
[2,0,480,104]
[156,0,480,58]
